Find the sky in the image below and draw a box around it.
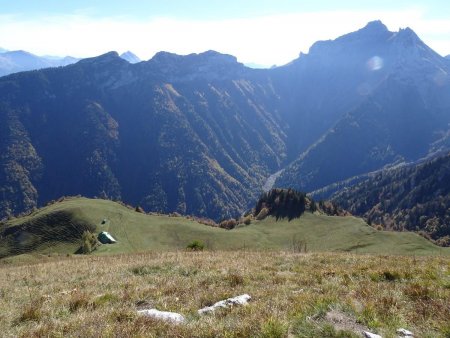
[1,0,450,67]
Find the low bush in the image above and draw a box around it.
[186,240,204,251]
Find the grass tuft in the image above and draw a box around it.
[227,272,245,287]
[18,302,43,323]
[68,292,91,312]
[260,317,288,338]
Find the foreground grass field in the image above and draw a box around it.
[1,197,448,260]
[0,251,449,337]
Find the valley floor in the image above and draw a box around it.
[0,251,449,337]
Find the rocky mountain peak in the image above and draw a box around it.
[81,51,120,62]
[77,51,127,69]
[388,25,445,75]
[362,20,389,34]
[393,27,422,46]
[307,20,393,57]
[150,51,184,64]
[120,51,141,64]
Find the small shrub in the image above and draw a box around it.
[382,271,401,282]
[186,240,204,251]
[80,231,99,254]
[131,265,170,276]
[374,224,384,231]
[219,218,237,229]
[291,235,307,253]
[256,207,269,220]
[435,236,450,247]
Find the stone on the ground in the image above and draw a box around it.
[397,328,413,337]
[363,331,382,338]
[137,308,185,323]
[198,294,251,315]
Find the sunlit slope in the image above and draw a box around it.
[0,197,447,258]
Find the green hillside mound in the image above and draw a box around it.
[0,197,448,259]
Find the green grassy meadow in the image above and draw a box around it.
[0,197,447,260]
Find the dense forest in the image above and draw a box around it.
[333,152,450,246]
[254,188,347,221]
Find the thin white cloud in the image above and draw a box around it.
[0,8,449,66]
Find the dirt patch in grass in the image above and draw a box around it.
[323,309,368,334]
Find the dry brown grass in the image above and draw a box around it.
[0,251,449,337]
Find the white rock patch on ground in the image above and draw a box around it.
[137,308,185,323]
[397,328,413,337]
[363,331,382,338]
[198,294,251,315]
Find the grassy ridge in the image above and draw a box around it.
[1,197,448,259]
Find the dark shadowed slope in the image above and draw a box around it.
[332,152,450,245]
[0,51,287,220]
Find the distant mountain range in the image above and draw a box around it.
[0,21,449,225]
[0,49,142,76]
[0,50,80,77]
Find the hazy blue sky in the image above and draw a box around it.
[1,0,449,66]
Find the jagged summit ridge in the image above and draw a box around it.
[305,20,439,62]
[150,50,239,66]
[147,50,244,81]
[307,20,393,56]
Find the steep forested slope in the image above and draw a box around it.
[332,152,450,245]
